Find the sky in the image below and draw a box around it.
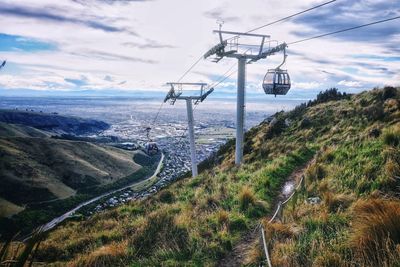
[0,0,399,99]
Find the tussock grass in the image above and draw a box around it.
[128,209,189,258]
[382,124,400,147]
[323,192,354,213]
[70,241,127,267]
[239,186,256,211]
[350,199,400,265]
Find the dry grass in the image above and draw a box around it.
[382,124,400,147]
[313,251,346,267]
[216,210,229,227]
[305,162,325,184]
[350,199,400,265]
[323,192,354,213]
[128,209,189,258]
[243,239,264,266]
[69,241,127,267]
[263,221,295,241]
[239,186,256,211]
[270,240,297,267]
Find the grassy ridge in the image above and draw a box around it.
[4,87,399,266]
[263,87,400,266]
[33,146,314,266]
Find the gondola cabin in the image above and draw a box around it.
[262,69,291,96]
[145,142,159,155]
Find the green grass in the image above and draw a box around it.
[5,87,400,267]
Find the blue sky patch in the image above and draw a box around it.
[352,54,400,62]
[0,33,56,52]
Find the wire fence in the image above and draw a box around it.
[259,174,305,267]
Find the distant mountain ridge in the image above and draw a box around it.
[0,109,109,135]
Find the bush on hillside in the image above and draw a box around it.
[381,86,397,100]
[158,190,175,203]
[309,88,349,106]
[363,103,385,121]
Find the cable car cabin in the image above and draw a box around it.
[263,69,291,96]
[145,142,159,155]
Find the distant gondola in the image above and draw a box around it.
[145,141,159,155]
[144,126,159,155]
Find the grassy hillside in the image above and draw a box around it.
[0,122,50,138]
[5,87,400,266]
[0,109,109,135]
[0,123,141,217]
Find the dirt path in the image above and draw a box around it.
[219,159,313,267]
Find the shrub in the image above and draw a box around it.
[229,214,248,232]
[300,117,312,128]
[350,199,400,265]
[381,86,397,100]
[247,200,269,218]
[382,125,400,147]
[238,186,256,211]
[290,102,307,117]
[368,128,381,138]
[363,103,385,121]
[158,190,175,203]
[308,88,349,106]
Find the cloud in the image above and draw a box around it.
[122,40,175,49]
[0,0,399,94]
[338,80,363,87]
[293,81,322,89]
[65,76,88,86]
[72,0,153,5]
[0,3,138,35]
[203,8,241,23]
[70,49,158,64]
[291,0,400,44]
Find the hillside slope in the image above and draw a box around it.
[0,122,50,138]
[12,87,400,266]
[0,123,141,217]
[0,109,109,135]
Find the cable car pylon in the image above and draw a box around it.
[204,27,289,166]
[164,82,214,177]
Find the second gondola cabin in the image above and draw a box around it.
[145,141,159,155]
